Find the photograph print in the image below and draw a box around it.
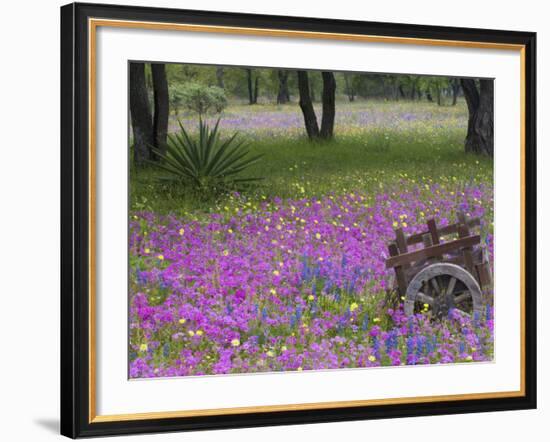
[128,62,494,379]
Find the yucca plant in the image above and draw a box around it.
[152,119,263,192]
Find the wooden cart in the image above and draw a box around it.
[385,212,492,319]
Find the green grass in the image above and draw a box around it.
[130,100,493,216]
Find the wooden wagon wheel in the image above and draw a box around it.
[404,263,483,319]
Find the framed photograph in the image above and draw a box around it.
[60,2,536,438]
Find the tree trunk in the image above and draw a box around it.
[460,79,494,156]
[151,63,169,157]
[129,63,154,166]
[436,84,442,106]
[253,75,259,104]
[451,79,460,105]
[246,69,254,105]
[416,86,422,101]
[320,72,336,139]
[297,70,320,139]
[398,84,406,99]
[344,74,355,102]
[277,70,290,104]
[216,67,225,89]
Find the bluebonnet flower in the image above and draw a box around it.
[373,336,381,359]
[136,269,147,285]
[416,336,426,357]
[362,314,369,331]
[473,311,480,328]
[295,305,302,322]
[406,336,416,365]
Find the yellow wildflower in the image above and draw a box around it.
[273,270,280,276]
[178,318,186,324]
[179,228,185,235]
[350,302,359,312]
[231,338,240,347]
[196,330,203,336]
[157,254,164,260]
[368,355,376,362]
[139,343,148,352]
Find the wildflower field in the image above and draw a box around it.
[129,100,494,378]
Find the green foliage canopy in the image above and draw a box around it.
[179,83,228,116]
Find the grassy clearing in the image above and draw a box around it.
[131,100,492,216]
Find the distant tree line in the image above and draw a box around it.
[144,64,468,107]
[129,62,494,166]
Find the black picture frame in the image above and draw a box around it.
[61,2,537,438]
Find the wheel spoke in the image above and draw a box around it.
[416,292,434,305]
[430,278,441,296]
[454,292,470,304]
[422,282,431,298]
[445,277,457,297]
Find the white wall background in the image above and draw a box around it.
[0,0,545,440]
